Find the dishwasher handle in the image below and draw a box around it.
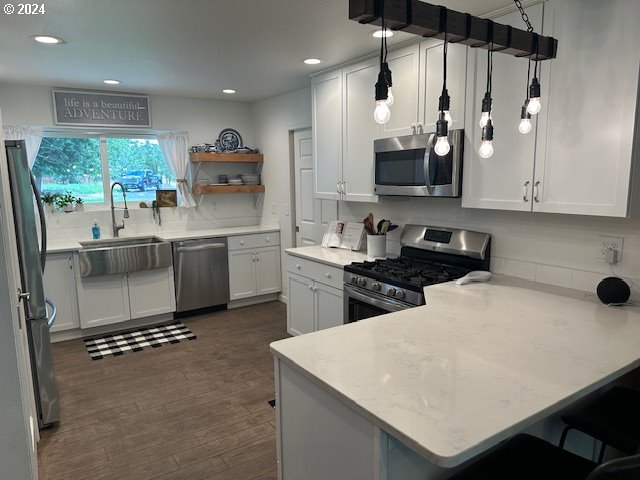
[176,243,226,253]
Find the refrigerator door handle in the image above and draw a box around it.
[30,173,47,273]
[45,298,57,328]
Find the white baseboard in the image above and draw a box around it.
[228,293,279,309]
[50,313,175,343]
[278,294,288,304]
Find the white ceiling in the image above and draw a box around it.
[0,0,521,102]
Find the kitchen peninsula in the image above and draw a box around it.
[270,275,640,479]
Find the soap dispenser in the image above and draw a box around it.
[91,220,100,239]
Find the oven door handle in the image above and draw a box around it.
[423,135,435,195]
[344,285,412,312]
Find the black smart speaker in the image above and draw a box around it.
[596,277,631,305]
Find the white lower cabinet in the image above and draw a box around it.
[128,268,176,319]
[228,233,282,301]
[76,264,175,330]
[286,255,344,336]
[43,252,80,332]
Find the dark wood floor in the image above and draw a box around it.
[38,301,289,480]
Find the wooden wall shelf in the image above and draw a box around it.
[192,184,265,195]
[189,152,264,163]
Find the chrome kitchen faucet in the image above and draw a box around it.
[110,182,130,237]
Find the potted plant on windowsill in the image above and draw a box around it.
[41,192,60,213]
[56,192,76,213]
[75,197,84,212]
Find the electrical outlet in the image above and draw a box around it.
[598,235,623,261]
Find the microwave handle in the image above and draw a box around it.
[423,135,435,195]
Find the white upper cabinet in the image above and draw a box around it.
[376,43,420,138]
[343,58,379,202]
[463,0,640,217]
[419,40,467,133]
[462,4,542,212]
[312,69,342,201]
[533,0,640,217]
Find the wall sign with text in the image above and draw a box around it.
[52,90,151,128]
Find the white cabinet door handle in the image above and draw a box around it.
[522,181,530,202]
[308,284,313,290]
[240,240,245,245]
[325,273,331,278]
[533,181,541,203]
[296,264,301,269]
[337,182,341,195]
[256,252,260,262]
[266,237,270,242]
[252,253,256,262]
[341,182,346,195]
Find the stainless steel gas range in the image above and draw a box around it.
[344,224,491,322]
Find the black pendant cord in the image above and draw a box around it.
[441,25,448,106]
[526,58,531,101]
[379,0,385,67]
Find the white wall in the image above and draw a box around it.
[252,87,640,296]
[0,83,267,237]
[251,88,312,298]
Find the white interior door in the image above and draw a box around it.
[294,129,337,246]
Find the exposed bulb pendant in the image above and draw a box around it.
[479,119,494,158]
[374,70,391,124]
[527,77,541,115]
[479,92,492,128]
[519,102,532,134]
[438,89,452,128]
[434,112,451,156]
[383,63,394,106]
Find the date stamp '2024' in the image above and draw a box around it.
[3,3,46,14]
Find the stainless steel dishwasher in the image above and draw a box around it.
[173,237,230,313]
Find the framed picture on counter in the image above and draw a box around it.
[156,189,177,207]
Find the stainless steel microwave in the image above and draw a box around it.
[374,129,463,197]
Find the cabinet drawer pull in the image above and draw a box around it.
[265,237,270,242]
[533,181,541,203]
[325,273,331,278]
[307,284,313,290]
[523,181,530,202]
[296,264,301,269]
[240,240,245,245]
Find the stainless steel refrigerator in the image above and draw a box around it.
[5,140,59,428]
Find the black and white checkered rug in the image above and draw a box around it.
[84,322,196,360]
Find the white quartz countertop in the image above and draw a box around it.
[285,245,376,268]
[47,225,279,253]
[270,274,640,467]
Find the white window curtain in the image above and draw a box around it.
[3,126,44,168]
[156,132,195,208]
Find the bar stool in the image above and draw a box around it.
[559,386,640,463]
[447,434,640,480]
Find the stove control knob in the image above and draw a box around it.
[371,282,381,292]
[351,276,359,285]
[395,290,406,300]
[357,277,367,287]
[388,288,397,297]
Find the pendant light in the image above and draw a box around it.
[383,62,394,106]
[434,21,451,156]
[526,34,541,115]
[519,59,533,134]
[373,0,392,124]
[479,46,494,159]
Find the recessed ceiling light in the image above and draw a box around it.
[103,79,121,85]
[33,35,64,44]
[303,58,322,65]
[222,89,236,94]
[372,29,394,38]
